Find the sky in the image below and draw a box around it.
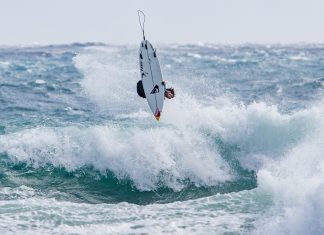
[0,0,323,45]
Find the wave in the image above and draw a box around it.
[0,96,321,205]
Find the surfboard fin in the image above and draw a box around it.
[154,109,161,121]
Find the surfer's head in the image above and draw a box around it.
[165,88,175,99]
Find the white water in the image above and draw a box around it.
[254,102,324,235]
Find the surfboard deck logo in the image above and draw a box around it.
[150,85,160,94]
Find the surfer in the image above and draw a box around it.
[137,80,175,99]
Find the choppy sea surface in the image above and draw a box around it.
[0,42,323,234]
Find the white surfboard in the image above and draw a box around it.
[139,40,165,120]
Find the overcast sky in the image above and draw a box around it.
[0,0,323,45]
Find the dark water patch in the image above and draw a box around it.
[10,64,27,72]
[45,84,56,91]
[215,137,257,188]
[0,83,22,88]
[60,87,74,95]
[0,126,5,135]
[3,106,38,112]
[303,80,324,89]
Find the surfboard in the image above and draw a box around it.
[139,40,165,121]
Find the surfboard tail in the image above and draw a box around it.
[154,109,161,121]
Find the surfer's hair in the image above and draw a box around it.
[166,88,175,97]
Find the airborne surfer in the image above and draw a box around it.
[137,10,175,120]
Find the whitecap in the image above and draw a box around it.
[35,79,46,85]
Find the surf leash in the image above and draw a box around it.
[137,10,146,40]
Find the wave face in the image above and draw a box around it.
[0,43,323,234]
